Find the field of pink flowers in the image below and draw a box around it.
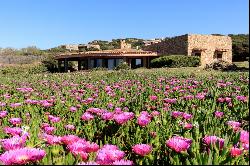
[0,69,249,165]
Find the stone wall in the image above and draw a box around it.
[143,35,188,55]
[187,34,232,66]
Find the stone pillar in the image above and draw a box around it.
[147,57,150,68]
[58,60,62,72]
[64,59,68,72]
[78,60,82,71]
[127,58,131,67]
[87,58,91,70]
[143,57,147,67]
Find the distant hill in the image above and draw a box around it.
[0,34,248,65]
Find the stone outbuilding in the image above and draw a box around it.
[143,34,232,66]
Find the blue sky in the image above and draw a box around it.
[0,0,249,49]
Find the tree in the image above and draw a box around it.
[229,34,249,61]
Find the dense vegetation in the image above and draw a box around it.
[0,68,248,165]
[228,34,249,62]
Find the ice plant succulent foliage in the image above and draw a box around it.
[0,68,248,165]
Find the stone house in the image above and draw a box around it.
[143,34,232,66]
[60,44,79,51]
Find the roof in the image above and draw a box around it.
[55,48,158,60]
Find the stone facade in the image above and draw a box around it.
[120,40,132,49]
[143,34,232,66]
[87,44,101,50]
[61,44,79,51]
[187,34,232,66]
[144,35,188,55]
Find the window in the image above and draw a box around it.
[217,53,222,59]
[108,59,115,70]
[214,52,223,60]
[115,59,123,66]
[96,59,103,67]
[90,59,94,69]
[194,52,201,56]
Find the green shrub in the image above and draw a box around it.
[41,55,59,73]
[41,55,74,73]
[0,64,47,75]
[150,55,200,68]
[90,67,108,71]
[114,62,131,70]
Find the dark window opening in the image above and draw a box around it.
[194,52,201,56]
[131,58,143,69]
[217,53,222,59]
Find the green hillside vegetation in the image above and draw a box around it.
[0,34,248,62]
[228,34,249,61]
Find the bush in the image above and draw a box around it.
[41,55,74,73]
[0,64,47,75]
[90,67,108,71]
[204,60,238,71]
[114,62,131,70]
[41,55,59,73]
[150,55,200,68]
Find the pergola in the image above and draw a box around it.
[55,49,159,72]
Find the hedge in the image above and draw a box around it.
[150,55,200,68]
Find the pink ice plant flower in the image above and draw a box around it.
[151,111,160,117]
[0,110,8,118]
[4,127,23,136]
[182,113,192,120]
[214,111,224,118]
[10,103,22,108]
[203,136,224,149]
[132,144,152,156]
[236,95,247,102]
[100,111,114,121]
[41,134,62,145]
[171,111,183,118]
[81,112,95,121]
[0,135,27,151]
[114,112,134,125]
[184,123,193,129]
[240,130,249,146]
[227,121,241,131]
[149,95,158,101]
[0,147,46,165]
[65,124,75,130]
[166,136,192,153]
[43,126,56,134]
[113,159,134,165]
[48,115,61,123]
[67,139,99,157]
[95,144,125,165]
[78,161,99,165]
[61,135,80,145]
[69,106,77,112]
[137,111,151,127]
[230,147,242,157]
[9,117,22,126]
